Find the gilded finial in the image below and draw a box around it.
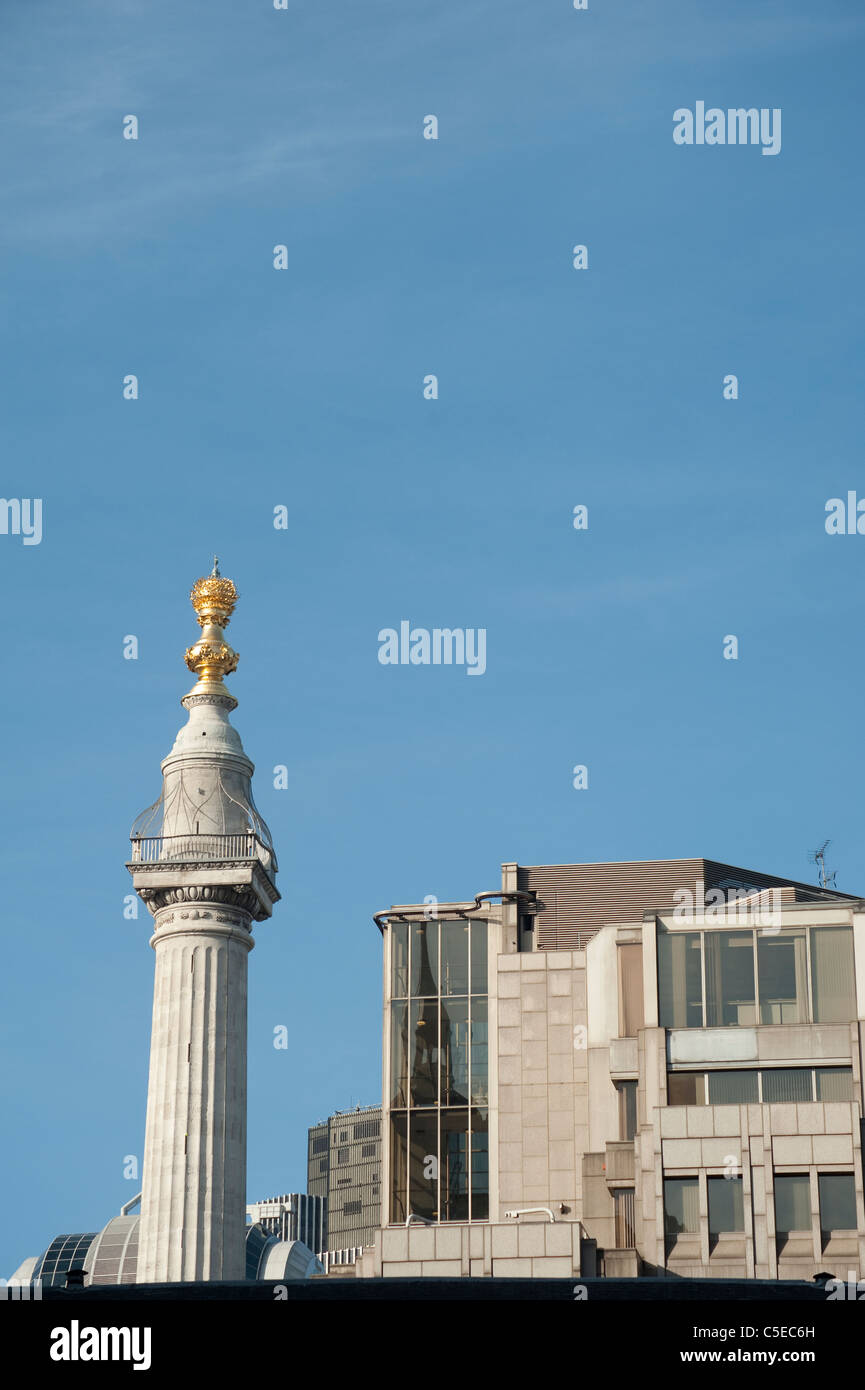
[184,562,240,699]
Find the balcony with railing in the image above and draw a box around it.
[129,832,276,877]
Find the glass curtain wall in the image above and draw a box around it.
[389,919,489,1223]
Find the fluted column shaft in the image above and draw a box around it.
[136,908,253,1283]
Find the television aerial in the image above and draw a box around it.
[809,840,837,891]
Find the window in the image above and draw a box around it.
[667,1072,705,1106]
[707,1070,758,1105]
[818,1173,856,1234]
[762,1068,811,1103]
[441,920,469,995]
[343,1201,362,1216]
[667,1067,853,1106]
[337,1148,349,1164]
[664,1178,699,1235]
[440,1110,469,1222]
[470,1110,489,1220]
[518,914,534,953]
[409,998,439,1106]
[390,1001,408,1107]
[440,998,469,1106]
[354,1121,379,1140]
[390,1112,408,1223]
[410,921,439,997]
[471,920,488,994]
[657,925,856,1030]
[658,932,703,1028]
[319,1159,328,1173]
[618,944,644,1037]
[391,921,409,998]
[708,1176,744,1235]
[361,1143,376,1158]
[816,1068,853,1101]
[758,930,806,1023]
[614,1189,636,1248]
[408,1111,438,1222]
[470,998,488,1105]
[705,932,755,1027]
[774,1174,810,1234]
[616,1080,638,1139]
[312,1136,327,1154]
[811,928,856,1023]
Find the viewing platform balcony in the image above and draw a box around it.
[129,832,275,877]
[126,831,280,920]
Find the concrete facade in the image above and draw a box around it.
[308,1106,382,1253]
[247,1194,326,1254]
[356,1217,582,1280]
[360,860,865,1281]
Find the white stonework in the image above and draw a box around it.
[128,666,279,1283]
[136,908,253,1281]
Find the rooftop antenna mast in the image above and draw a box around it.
[809,839,837,890]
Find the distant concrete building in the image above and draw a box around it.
[246,1194,325,1254]
[357,858,865,1281]
[308,1106,382,1252]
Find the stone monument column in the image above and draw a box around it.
[127,561,279,1282]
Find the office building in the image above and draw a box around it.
[246,1194,325,1254]
[308,1106,382,1253]
[356,858,865,1280]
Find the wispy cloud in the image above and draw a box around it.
[512,573,704,617]
[2,0,862,250]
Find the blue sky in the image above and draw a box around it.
[1,0,864,1273]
